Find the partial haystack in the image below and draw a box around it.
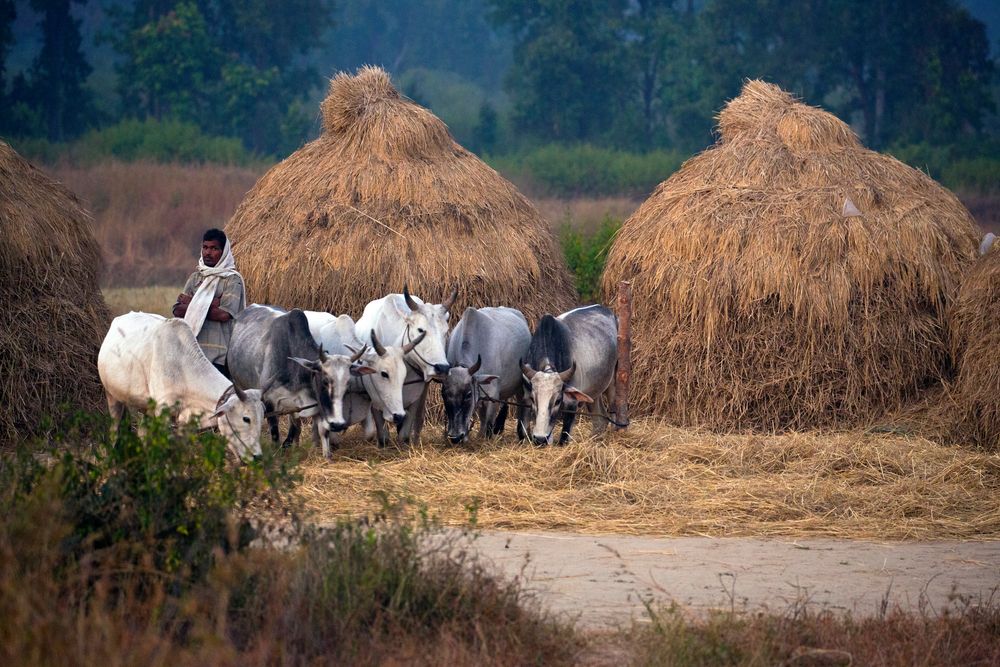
[0,140,110,443]
[227,66,575,321]
[950,247,1000,448]
[602,81,979,431]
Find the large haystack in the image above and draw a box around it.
[227,66,575,321]
[0,140,110,443]
[949,247,1000,448]
[602,81,979,431]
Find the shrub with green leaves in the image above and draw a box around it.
[561,215,621,302]
[69,118,255,165]
[4,406,297,587]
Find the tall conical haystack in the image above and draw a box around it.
[0,140,111,443]
[227,66,575,321]
[602,81,979,431]
[949,247,1000,448]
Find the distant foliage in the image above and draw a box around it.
[491,144,685,196]
[561,215,620,302]
[69,118,253,165]
[889,142,1000,194]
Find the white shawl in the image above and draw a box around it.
[184,239,244,336]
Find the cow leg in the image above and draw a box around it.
[558,408,578,446]
[372,411,389,448]
[488,402,507,438]
[265,401,281,444]
[282,417,301,448]
[312,419,333,459]
[363,413,376,441]
[516,400,529,442]
[592,384,615,436]
[106,395,125,423]
[400,384,428,445]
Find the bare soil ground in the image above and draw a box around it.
[465,531,1000,628]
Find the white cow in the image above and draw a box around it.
[355,286,456,444]
[306,311,424,452]
[98,312,265,461]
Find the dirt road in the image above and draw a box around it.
[466,531,1000,627]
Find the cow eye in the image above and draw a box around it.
[381,371,389,379]
[242,416,251,424]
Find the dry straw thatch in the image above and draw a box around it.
[0,140,110,443]
[298,420,1000,540]
[602,81,980,431]
[227,66,575,321]
[950,247,1000,448]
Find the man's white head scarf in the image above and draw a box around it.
[184,238,244,336]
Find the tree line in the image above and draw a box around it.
[0,0,995,159]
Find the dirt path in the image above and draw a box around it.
[465,531,1000,627]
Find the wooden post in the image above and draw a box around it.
[613,280,632,430]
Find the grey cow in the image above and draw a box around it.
[228,304,359,451]
[519,305,618,446]
[442,306,531,444]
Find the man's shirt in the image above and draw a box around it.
[182,272,245,365]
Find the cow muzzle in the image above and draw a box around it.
[433,363,451,376]
[392,413,406,428]
[532,434,551,446]
[329,420,348,433]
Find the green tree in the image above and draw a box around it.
[0,0,14,101]
[490,0,629,143]
[472,100,499,154]
[110,0,333,154]
[5,0,95,140]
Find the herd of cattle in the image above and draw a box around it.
[97,288,619,461]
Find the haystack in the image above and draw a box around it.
[601,81,979,431]
[949,247,1000,448]
[0,139,111,443]
[227,66,575,321]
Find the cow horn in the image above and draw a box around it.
[403,284,419,311]
[402,329,426,354]
[442,287,458,311]
[318,345,328,362]
[232,384,248,402]
[520,359,536,380]
[468,354,482,375]
[370,329,387,356]
[558,362,576,383]
[350,344,368,363]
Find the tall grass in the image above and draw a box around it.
[0,409,579,665]
[560,215,621,302]
[51,161,261,286]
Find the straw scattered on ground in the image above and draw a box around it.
[297,419,1000,541]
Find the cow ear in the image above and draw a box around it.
[563,386,594,403]
[211,396,236,419]
[477,374,499,385]
[351,365,376,376]
[289,356,318,372]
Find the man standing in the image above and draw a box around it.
[172,228,246,377]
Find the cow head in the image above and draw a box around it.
[441,354,498,444]
[357,329,425,427]
[520,358,593,446]
[213,386,265,461]
[290,345,368,436]
[397,285,455,380]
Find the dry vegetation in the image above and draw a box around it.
[603,80,980,431]
[227,66,576,321]
[50,160,260,286]
[297,419,1000,540]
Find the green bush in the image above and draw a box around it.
[888,141,1000,193]
[561,215,621,302]
[70,118,256,165]
[490,144,685,196]
[5,406,297,586]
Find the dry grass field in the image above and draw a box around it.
[296,420,1000,541]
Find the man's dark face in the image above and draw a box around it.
[202,239,224,267]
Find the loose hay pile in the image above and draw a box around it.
[950,248,1000,449]
[602,81,980,431]
[0,140,110,444]
[227,66,575,321]
[298,420,1000,540]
